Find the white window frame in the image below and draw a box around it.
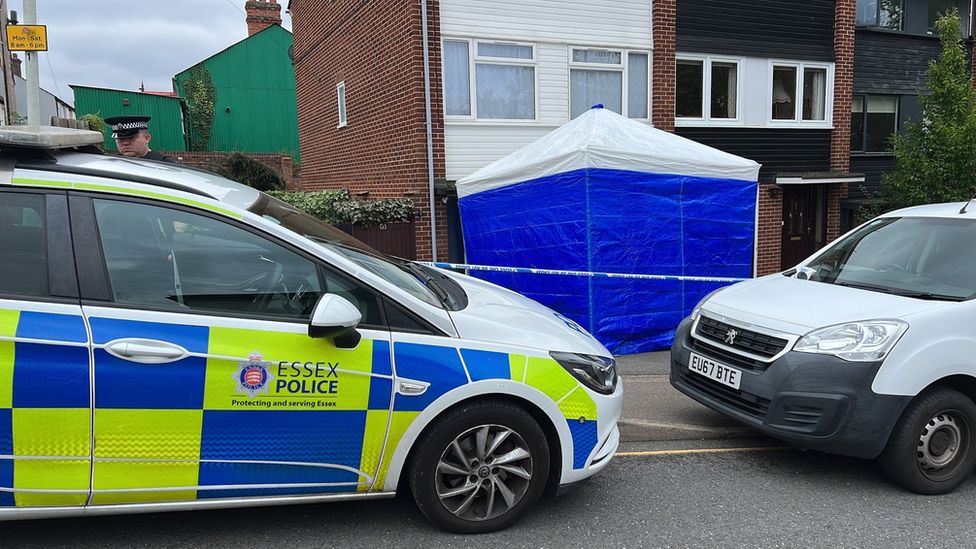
[568,46,650,120]
[767,60,834,127]
[442,38,539,123]
[336,81,347,128]
[675,54,743,127]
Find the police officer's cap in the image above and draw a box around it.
[104,115,151,139]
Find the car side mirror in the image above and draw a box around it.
[309,294,362,340]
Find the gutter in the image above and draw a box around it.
[420,0,438,262]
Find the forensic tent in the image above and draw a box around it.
[456,106,761,355]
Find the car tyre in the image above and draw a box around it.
[408,400,550,534]
[879,387,976,495]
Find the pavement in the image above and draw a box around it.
[615,351,760,443]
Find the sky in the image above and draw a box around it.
[7,0,293,106]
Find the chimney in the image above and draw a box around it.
[10,54,21,79]
[245,0,282,36]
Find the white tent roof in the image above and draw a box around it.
[456,107,761,198]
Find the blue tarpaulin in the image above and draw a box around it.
[457,108,761,355]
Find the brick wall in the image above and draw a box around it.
[290,0,447,261]
[755,182,783,276]
[652,0,677,131]
[164,151,298,189]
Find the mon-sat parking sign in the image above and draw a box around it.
[6,25,47,51]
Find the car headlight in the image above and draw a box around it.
[794,320,908,362]
[691,288,725,321]
[550,351,617,395]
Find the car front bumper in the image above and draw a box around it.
[670,317,911,459]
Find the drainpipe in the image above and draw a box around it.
[420,0,438,262]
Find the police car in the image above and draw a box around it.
[0,127,621,533]
[672,201,976,495]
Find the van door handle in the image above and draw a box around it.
[105,339,188,364]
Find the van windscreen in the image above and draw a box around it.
[801,217,976,301]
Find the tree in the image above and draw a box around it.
[881,9,976,209]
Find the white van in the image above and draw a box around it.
[671,201,976,494]
[0,127,621,533]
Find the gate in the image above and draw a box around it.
[343,221,417,259]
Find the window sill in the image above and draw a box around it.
[445,118,554,127]
[850,151,895,158]
[675,118,743,128]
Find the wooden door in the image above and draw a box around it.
[781,185,819,270]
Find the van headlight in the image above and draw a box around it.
[794,320,908,362]
[550,352,617,395]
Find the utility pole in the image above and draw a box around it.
[23,0,38,129]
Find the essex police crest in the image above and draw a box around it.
[234,353,274,398]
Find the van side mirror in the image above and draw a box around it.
[309,294,362,339]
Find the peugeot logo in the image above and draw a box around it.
[724,328,739,346]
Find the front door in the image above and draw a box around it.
[781,185,826,270]
[76,194,392,504]
[0,190,90,508]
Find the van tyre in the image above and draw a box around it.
[879,387,976,495]
[408,400,550,534]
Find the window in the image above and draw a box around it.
[771,66,797,120]
[771,62,831,123]
[0,192,46,297]
[568,48,649,119]
[676,56,738,121]
[676,59,704,118]
[248,194,445,309]
[570,48,623,118]
[851,95,898,153]
[928,0,959,34]
[336,82,347,128]
[93,199,327,320]
[444,41,471,116]
[627,53,649,119]
[474,42,535,119]
[856,0,904,30]
[802,68,828,121]
[710,62,737,119]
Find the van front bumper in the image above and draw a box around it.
[669,317,911,459]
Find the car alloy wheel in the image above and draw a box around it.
[434,424,534,522]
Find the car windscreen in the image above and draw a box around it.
[799,216,976,301]
[248,193,445,308]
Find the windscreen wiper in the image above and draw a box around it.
[401,261,452,306]
[834,281,964,301]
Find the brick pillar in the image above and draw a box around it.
[826,184,848,243]
[652,0,676,131]
[827,0,856,245]
[831,0,856,173]
[756,182,783,276]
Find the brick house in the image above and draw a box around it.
[289,0,867,272]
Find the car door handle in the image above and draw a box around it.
[105,338,188,364]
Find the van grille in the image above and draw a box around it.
[696,316,789,359]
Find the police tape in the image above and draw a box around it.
[421,262,748,283]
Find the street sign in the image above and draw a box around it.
[6,24,47,51]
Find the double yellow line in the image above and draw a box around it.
[616,446,787,458]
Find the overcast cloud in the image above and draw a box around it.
[8,0,292,106]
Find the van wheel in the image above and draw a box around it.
[408,401,549,534]
[879,387,976,494]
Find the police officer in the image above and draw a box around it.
[103,115,174,162]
